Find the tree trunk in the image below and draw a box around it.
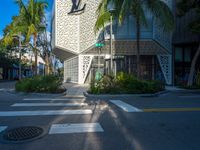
[187,44,200,86]
[34,33,38,76]
[136,18,141,79]
[45,52,49,75]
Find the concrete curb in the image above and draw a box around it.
[83,90,169,99]
[5,87,67,97]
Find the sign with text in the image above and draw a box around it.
[68,0,86,15]
[95,43,105,48]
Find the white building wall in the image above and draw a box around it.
[64,56,79,83]
[55,0,80,53]
[153,0,173,52]
[79,0,99,53]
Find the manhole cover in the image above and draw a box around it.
[3,126,43,141]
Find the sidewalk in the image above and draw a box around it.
[0,81,16,91]
[62,83,89,96]
[165,86,186,91]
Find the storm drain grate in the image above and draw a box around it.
[3,126,43,141]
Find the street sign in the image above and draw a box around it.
[95,71,102,81]
[95,43,105,47]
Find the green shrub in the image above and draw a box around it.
[15,75,64,93]
[196,71,200,87]
[89,72,165,94]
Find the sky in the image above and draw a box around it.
[0,0,53,39]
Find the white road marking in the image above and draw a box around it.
[12,103,87,107]
[110,100,143,112]
[23,98,84,101]
[0,126,7,133]
[49,123,104,134]
[179,95,200,98]
[63,95,84,98]
[0,110,92,117]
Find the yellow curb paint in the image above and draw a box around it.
[143,108,200,112]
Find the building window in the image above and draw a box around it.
[175,47,183,62]
[184,48,191,62]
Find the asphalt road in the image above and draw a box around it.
[0,90,200,150]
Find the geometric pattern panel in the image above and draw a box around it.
[64,56,79,83]
[55,0,80,53]
[153,0,173,52]
[157,55,172,85]
[55,0,99,54]
[78,55,94,84]
[80,0,99,53]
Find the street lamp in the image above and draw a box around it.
[108,2,115,74]
[12,33,22,80]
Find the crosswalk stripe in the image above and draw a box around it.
[0,126,7,133]
[179,95,200,98]
[110,100,143,112]
[23,98,84,101]
[49,123,104,134]
[63,95,84,98]
[11,103,88,107]
[0,110,92,117]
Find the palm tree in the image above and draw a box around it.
[15,0,48,75]
[3,16,26,45]
[95,0,174,79]
[177,0,200,86]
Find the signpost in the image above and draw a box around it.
[95,42,105,81]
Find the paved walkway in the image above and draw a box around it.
[0,81,16,91]
[62,83,89,96]
[165,86,185,91]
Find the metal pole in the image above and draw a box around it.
[98,48,100,72]
[18,33,22,80]
[110,14,113,74]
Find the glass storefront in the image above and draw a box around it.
[174,45,200,85]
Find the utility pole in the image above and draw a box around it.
[110,14,113,74]
[108,2,115,75]
[19,33,22,80]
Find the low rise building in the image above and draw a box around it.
[52,0,175,85]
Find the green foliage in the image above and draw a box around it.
[89,72,165,94]
[196,71,200,87]
[15,75,64,93]
[95,0,174,33]
[176,0,200,33]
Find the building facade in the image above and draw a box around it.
[52,0,174,85]
[173,6,200,85]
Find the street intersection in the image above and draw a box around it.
[0,90,200,150]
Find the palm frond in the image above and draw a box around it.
[94,11,111,33]
[145,0,174,31]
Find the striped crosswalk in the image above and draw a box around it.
[49,123,104,134]
[110,100,143,112]
[12,102,87,107]
[0,110,93,117]
[0,96,104,135]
